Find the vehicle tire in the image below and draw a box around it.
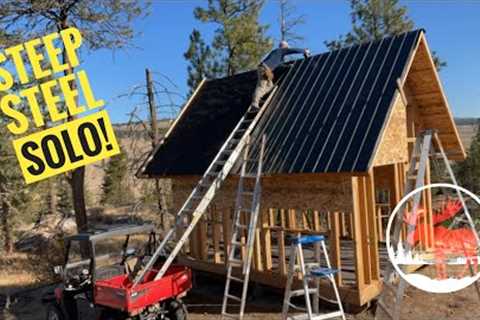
[166,299,187,320]
[46,303,65,320]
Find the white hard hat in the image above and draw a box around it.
[279,40,289,48]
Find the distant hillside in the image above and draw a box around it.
[455,118,479,152]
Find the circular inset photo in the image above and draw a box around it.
[386,183,480,293]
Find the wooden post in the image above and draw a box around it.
[330,211,342,286]
[240,211,247,260]
[313,210,321,231]
[327,211,332,230]
[198,216,208,261]
[212,210,222,263]
[302,211,309,229]
[377,207,384,242]
[366,170,380,281]
[278,209,287,275]
[352,176,366,291]
[339,213,346,237]
[425,159,434,248]
[261,210,273,270]
[357,176,372,284]
[254,225,263,271]
[223,210,232,266]
[287,209,297,229]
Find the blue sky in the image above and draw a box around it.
[81,1,480,123]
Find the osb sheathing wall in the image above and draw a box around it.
[373,94,408,167]
[170,174,353,215]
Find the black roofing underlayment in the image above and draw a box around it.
[143,30,422,177]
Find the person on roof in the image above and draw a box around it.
[251,40,310,109]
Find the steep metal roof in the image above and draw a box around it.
[141,30,423,177]
[250,29,422,174]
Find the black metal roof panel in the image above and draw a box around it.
[142,30,422,176]
[143,71,258,176]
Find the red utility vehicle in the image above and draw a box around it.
[43,224,191,320]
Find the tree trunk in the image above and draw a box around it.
[60,18,88,233]
[146,68,168,229]
[71,167,87,231]
[1,195,12,254]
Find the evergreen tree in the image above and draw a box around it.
[184,29,220,95]
[456,122,480,195]
[57,177,74,215]
[185,0,272,91]
[326,0,446,70]
[0,0,149,233]
[102,152,133,206]
[0,104,34,254]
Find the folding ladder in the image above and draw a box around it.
[221,134,266,320]
[375,129,480,320]
[131,87,277,287]
[282,235,346,320]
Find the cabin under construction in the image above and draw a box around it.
[138,29,465,306]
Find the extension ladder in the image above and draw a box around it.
[221,135,266,320]
[131,87,277,287]
[282,235,346,320]
[375,129,480,320]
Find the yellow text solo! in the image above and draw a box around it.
[0,27,120,184]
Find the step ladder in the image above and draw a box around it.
[131,87,277,287]
[221,134,266,320]
[375,129,480,320]
[282,235,346,320]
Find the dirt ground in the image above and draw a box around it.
[1,266,479,320]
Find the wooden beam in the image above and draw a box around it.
[329,211,342,286]
[366,170,380,281]
[352,177,366,292]
[254,223,263,271]
[313,210,321,231]
[223,210,232,266]
[397,78,408,106]
[358,177,372,284]
[278,228,287,276]
[212,212,222,263]
[198,216,208,261]
[261,210,273,270]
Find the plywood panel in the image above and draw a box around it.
[373,94,408,166]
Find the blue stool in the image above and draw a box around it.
[282,234,346,320]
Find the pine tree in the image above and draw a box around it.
[456,122,480,195]
[184,29,220,94]
[102,152,133,206]
[185,0,272,91]
[57,177,74,215]
[326,0,446,70]
[0,111,34,254]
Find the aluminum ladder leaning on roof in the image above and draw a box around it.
[375,129,480,320]
[131,86,278,287]
[221,134,266,320]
